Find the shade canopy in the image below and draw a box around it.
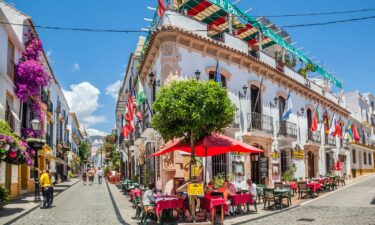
[150,133,264,157]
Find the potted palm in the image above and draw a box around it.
[274,51,285,72]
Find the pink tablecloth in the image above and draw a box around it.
[156,198,183,215]
[231,194,253,205]
[288,182,298,190]
[307,183,321,193]
[130,189,140,200]
[203,196,228,214]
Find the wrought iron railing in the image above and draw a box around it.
[248,112,273,134]
[307,131,320,144]
[277,121,297,139]
[325,135,336,146]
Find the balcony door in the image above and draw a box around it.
[250,85,262,130]
[307,151,315,178]
[307,108,312,139]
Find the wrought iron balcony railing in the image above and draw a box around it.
[277,121,297,139]
[325,135,336,147]
[307,131,320,144]
[247,112,274,134]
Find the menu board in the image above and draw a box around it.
[187,182,204,196]
[259,157,269,178]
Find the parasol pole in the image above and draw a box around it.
[204,145,208,185]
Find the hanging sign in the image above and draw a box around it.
[187,182,204,196]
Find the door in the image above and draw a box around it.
[308,151,315,178]
[278,96,286,135]
[5,163,11,195]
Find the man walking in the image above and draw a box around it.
[40,169,52,209]
[97,167,103,184]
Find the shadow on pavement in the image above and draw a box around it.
[105,182,130,225]
[0,207,25,217]
[371,197,375,205]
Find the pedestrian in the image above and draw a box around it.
[82,169,88,186]
[40,169,52,209]
[97,167,103,184]
[88,169,95,186]
[49,171,55,206]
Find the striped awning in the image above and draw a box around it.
[180,0,275,49]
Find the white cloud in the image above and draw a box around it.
[63,82,106,128]
[105,80,122,100]
[72,63,80,73]
[46,49,53,63]
[86,128,108,137]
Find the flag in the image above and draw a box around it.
[323,111,330,134]
[310,106,318,131]
[352,124,360,142]
[332,120,342,139]
[346,122,353,141]
[215,61,221,83]
[329,114,336,134]
[136,79,147,109]
[281,92,293,121]
[157,0,167,17]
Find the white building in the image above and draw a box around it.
[135,5,353,189]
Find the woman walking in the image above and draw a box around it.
[81,169,88,186]
[88,169,95,186]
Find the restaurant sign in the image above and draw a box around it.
[187,182,204,196]
[292,150,304,160]
[259,157,269,178]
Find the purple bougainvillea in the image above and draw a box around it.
[14,29,49,127]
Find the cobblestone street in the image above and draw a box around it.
[11,180,125,225]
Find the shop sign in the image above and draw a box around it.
[187,182,204,196]
[292,150,304,160]
[259,157,269,178]
[271,151,280,159]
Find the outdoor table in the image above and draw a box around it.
[287,182,298,194]
[203,196,228,224]
[130,189,141,201]
[307,182,321,193]
[230,193,254,213]
[156,197,183,223]
[274,189,290,209]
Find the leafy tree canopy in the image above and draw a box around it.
[152,80,235,142]
[78,141,90,162]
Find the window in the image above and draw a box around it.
[212,154,227,177]
[209,72,227,87]
[7,41,15,79]
[352,150,356,164]
[250,85,261,114]
[369,153,372,165]
[5,95,15,130]
[364,152,367,165]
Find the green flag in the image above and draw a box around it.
[136,78,147,108]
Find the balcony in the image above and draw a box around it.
[325,135,336,147]
[340,139,349,149]
[307,131,321,144]
[248,112,273,135]
[277,121,297,139]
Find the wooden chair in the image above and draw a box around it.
[297,182,312,199]
[256,185,265,203]
[263,188,281,211]
[282,185,292,206]
[274,182,283,190]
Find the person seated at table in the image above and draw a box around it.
[142,183,159,220]
[222,180,236,215]
[205,180,214,197]
[247,179,257,203]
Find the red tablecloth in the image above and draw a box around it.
[156,198,183,215]
[130,189,141,200]
[288,182,297,190]
[203,196,228,214]
[231,194,253,205]
[307,183,321,193]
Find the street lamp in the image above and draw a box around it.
[195,69,201,80]
[27,118,44,202]
[239,85,248,99]
[297,107,305,117]
[270,97,278,108]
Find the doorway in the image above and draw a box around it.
[251,144,265,184]
[307,151,315,178]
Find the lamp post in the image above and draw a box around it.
[195,69,201,80]
[27,118,44,202]
[239,84,248,99]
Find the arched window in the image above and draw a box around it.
[250,85,261,114]
[209,72,227,87]
[278,96,286,134]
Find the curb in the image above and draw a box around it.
[4,178,81,225]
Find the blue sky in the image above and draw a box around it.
[5,0,375,135]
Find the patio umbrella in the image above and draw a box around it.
[149,133,264,157]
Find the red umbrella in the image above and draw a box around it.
[150,133,264,157]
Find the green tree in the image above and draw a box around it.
[152,80,235,176]
[78,141,90,162]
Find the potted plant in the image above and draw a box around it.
[285,54,297,69]
[274,51,285,72]
[0,185,10,209]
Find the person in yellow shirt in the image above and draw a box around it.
[40,169,52,209]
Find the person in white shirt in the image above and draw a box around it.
[247,179,257,202]
[97,167,103,184]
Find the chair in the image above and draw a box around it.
[281,185,292,206]
[274,182,283,190]
[297,182,312,199]
[263,188,281,211]
[140,200,156,225]
[256,184,265,203]
[328,177,338,190]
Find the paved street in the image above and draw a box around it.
[11,180,125,225]
[239,176,375,225]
